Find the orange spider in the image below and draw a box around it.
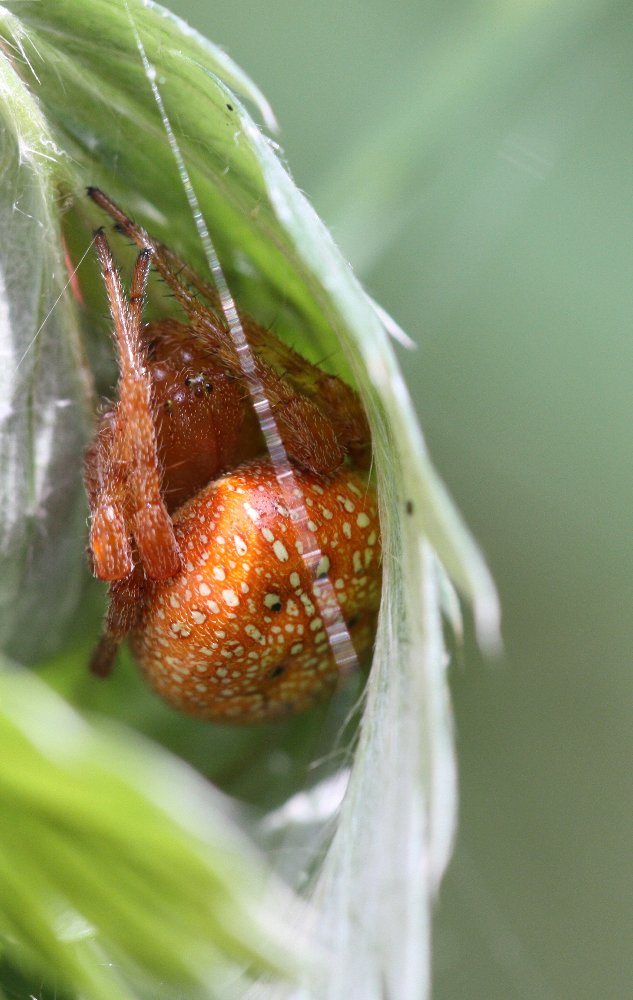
[84,189,381,723]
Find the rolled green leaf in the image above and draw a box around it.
[0,2,499,998]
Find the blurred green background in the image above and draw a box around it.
[163,1,630,997]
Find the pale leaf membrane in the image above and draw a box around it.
[0,18,90,662]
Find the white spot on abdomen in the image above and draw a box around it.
[273,540,289,562]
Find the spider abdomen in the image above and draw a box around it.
[133,458,381,723]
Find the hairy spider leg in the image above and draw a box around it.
[89,570,145,678]
[92,230,181,581]
[87,233,183,677]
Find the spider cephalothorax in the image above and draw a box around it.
[85,189,381,723]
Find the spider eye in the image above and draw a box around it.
[183,372,215,399]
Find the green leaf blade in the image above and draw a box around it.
[0,664,306,998]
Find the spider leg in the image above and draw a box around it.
[93,231,181,580]
[88,186,223,309]
[85,413,134,581]
[89,571,144,677]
